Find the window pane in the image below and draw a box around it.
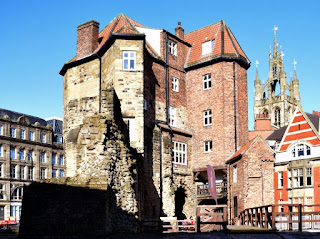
[130,60,134,69]
[124,60,128,69]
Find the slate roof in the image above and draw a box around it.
[266,126,288,142]
[0,108,47,126]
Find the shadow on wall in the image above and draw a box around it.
[19,182,137,238]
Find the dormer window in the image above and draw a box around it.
[168,40,177,56]
[292,143,311,158]
[202,40,214,56]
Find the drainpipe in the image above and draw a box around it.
[228,164,232,223]
[165,32,169,124]
[233,61,237,152]
[159,127,163,217]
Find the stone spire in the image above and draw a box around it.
[255,60,261,84]
[273,26,279,58]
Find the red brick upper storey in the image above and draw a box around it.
[184,20,250,69]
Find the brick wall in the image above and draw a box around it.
[228,137,274,220]
[187,62,248,168]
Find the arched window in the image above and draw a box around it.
[12,187,23,200]
[292,144,311,158]
[274,108,281,127]
[273,65,277,78]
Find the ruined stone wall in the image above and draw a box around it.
[102,39,145,152]
[63,58,100,177]
[19,179,138,238]
[20,102,140,236]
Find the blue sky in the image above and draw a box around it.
[1,0,319,130]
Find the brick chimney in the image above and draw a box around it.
[175,21,184,40]
[76,20,100,59]
[313,110,320,117]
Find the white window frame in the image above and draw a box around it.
[204,141,213,153]
[0,145,2,157]
[28,167,33,180]
[52,169,57,178]
[0,163,3,178]
[202,40,214,56]
[278,171,283,188]
[172,76,179,92]
[59,155,64,165]
[203,110,212,126]
[20,129,25,139]
[19,166,25,180]
[233,165,237,183]
[40,168,46,179]
[59,170,64,178]
[12,187,23,200]
[203,73,212,90]
[41,133,46,143]
[123,51,136,70]
[292,168,304,188]
[29,131,34,141]
[288,170,292,188]
[306,167,312,186]
[292,143,311,158]
[0,125,2,135]
[40,152,46,163]
[168,40,177,56]
[19,148,24,160]
[10,127,16,138]
[169,106,177,127]
[10,165,16,179]
[0,184,5,200]
[172,141,187,165]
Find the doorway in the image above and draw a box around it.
[175,187,186,220]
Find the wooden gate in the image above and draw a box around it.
[196,205,228,232]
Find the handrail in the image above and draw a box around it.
[238,204,320,232]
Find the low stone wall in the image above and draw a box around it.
[19,179,137,238]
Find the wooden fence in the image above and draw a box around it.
[238,204,320,231]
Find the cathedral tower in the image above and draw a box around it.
[254,27,300,128]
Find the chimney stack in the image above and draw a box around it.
[76,20,100,59]
[175,21,184,40]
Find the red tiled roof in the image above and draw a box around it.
[63,15,250,73]
[97,14,144,52]
[184,21,250,68]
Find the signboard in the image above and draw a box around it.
[0,217,17,225]
[207,165,218,204]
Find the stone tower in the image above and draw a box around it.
[254,28,300,128]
